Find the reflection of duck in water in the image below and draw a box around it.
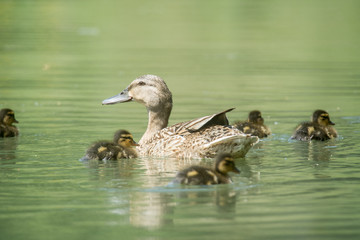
[0,108,19,138]
[83,130,138,161]
[233,110,271,138]
[174,153,240,185]
[291,110,337,141]
[102,74,258,159]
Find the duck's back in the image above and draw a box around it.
[292,122,335,141]
[139,124,257,159]
[85,141,120,160]
[85,141,138,161]
[234,121,270,138]
[0,124,18,137]
[138,109,259,159]
[175,165,230,185]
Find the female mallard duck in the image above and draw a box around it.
[0,108,19,138]
[102,74,258,159]
[174,153,240,185]
[84,129,138,161]
[233,110,271,138]
[291,110,337,141]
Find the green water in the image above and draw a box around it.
[1,0,360,239]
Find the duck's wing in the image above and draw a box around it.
[172,108,235,135]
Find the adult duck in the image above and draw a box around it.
[102,75,258,158]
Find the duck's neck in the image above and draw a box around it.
[139,103,172,144]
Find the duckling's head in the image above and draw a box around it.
[113,129,139,148]
[248,110,264,125]
[215,153,240,175]
[0,108,19,126]
[102,75,173,112]
[312,110,335,126]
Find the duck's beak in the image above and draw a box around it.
[102,88,133,105]
[131,141,140,147]
[232,166,241,174]
[329,120,335,125]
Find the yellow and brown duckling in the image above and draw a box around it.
[84,130,139,161]
[174,153,240,185]
[291,110,338,141]
[233,110,271,138]
[0,108,19,138]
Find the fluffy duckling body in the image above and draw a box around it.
[174,153,240,185]
[102,75,258,159]
[233,110,271,138]
[0,108,19,138]
[291,110,337,141]
[84,130,138,161]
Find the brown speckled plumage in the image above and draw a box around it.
[102,75,258,159]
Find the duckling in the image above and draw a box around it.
[291,110,337,141]
[174,153,240,185]
[0,108,19,138]
[102,74,258,159]
[84,130,139,161]
[233,110,271,138]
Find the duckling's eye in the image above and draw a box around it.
[121,136,133,140]
[7,113,14,117]
[138,81,146,86]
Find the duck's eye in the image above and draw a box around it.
[224,161,233,166]
[121,136,133,140]
[138,81,146,86]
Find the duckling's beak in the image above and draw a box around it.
[329,121,335,125]
[13,118,19,124]
[102,88,133,105]
[232,166,241,174]
[131,140,140,146]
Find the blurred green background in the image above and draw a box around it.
[1,1,360,240]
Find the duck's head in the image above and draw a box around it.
[0,108,19,126]
[248,110,264,125]
[312,110,335,126]
[215,153,240,175]
[113,129,139,148]
[102,75,173,112]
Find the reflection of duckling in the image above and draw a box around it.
[233,110,271,138]
[84,130,139,161]
[0,108,19,138]
[291,110,337,141]
[174,153,240,185]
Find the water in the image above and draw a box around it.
[1,0,360,239]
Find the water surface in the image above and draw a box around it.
[1,0,360,239]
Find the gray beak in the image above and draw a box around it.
[102,88,132,105]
